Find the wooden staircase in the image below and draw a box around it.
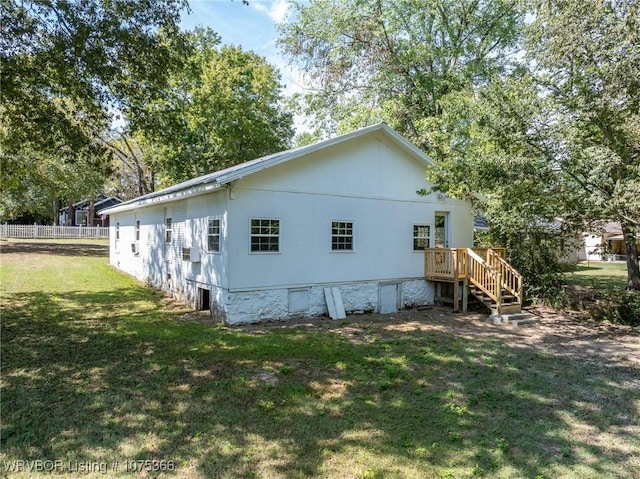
[424,247,524,316]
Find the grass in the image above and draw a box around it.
[2,242,639,478]
[563,261,628,290]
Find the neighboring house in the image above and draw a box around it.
[59,195,122,227]
[579,222,640,261]
[101,123,474,324]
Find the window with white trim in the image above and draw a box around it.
[208,218,220,252]
[413,224,430,251]
[332,221,353,251]
[135,220,140,242]
[165,218,172,243]
[250,218,279,252]
[115,222,120,253]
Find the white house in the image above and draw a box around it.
[102,123,474,324]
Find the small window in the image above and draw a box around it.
[182,247,191,261]
[332,221,353,251]
[115,222,120,240]
[165,218,172,243]
[413,225,430,251]
[135,220,140,241]
[208,218,220,252]
[250,218,280,252]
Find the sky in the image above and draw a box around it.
[180,0,309,131]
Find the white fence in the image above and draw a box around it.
[0,224,110,239]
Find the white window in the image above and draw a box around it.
[332,221,353,251]
[115,222,120,253]
[208,218,220,253]
[250,218,279,252]
[75,209,85,226]
[135,220,140,243]
[165,218,172,243]
[413,225,430,251]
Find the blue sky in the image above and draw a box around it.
[180,0,308,130]
[181,1,289,58]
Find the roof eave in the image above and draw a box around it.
[101,182,224,215]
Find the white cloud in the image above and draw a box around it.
[251,0,290,25]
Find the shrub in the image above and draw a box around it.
[588,290,640,326]
[505,237,565,306]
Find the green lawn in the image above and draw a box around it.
[563,261,628,290]
[1,242,639,478]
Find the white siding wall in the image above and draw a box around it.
[110,190,229,312]
[226,135,473,291]
[579,233,603,261]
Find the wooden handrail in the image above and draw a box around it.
[472,248,505,260]
[487,249,523,304]
[466,248,501,302]
[424,247,523,311]
[424,248,467,280]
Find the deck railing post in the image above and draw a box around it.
[452,249,459,312]
[496,272,503,314]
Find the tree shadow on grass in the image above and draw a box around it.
[2,289,639,478]
[1,242,109,258]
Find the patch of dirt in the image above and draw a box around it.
[232,305,640,369]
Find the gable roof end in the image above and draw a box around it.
[101,123,432,215]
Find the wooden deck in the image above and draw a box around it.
[424,248,523,315]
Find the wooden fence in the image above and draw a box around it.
[0,224,110,239]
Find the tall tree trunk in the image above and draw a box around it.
[88,199,95,227]
[67,202,74,226]
[621,220,640,290]
[53,199,61,225]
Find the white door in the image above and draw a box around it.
[435,213,449,248]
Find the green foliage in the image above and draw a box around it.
[279,0,524,142]
[505,235,565,305]
[523,0,640,288]
[131,28,294,184]
[0,149,109,221]
[1,0,188,218]
[2,0,187,155]
[588,291,640,326]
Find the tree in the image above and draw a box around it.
[524,0,640,289]
[0,148,107,222]
[426,0,640,290]
[1,0,188,219]
[2,0,187,154]
[130,28,294,183]
[279,0,524,145]
[101,134,156,200]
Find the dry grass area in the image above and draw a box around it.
[1,241,639,478]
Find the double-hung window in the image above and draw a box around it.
[250,219,280,252]
[208,218,220,253]
[331,221,353,251]
[165,218,172,243]
[413,225,430,251]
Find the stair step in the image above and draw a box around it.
[489,312,539,326]
[493,303,522,315]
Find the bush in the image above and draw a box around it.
[588,290,640,326]
[505,238,565,306]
